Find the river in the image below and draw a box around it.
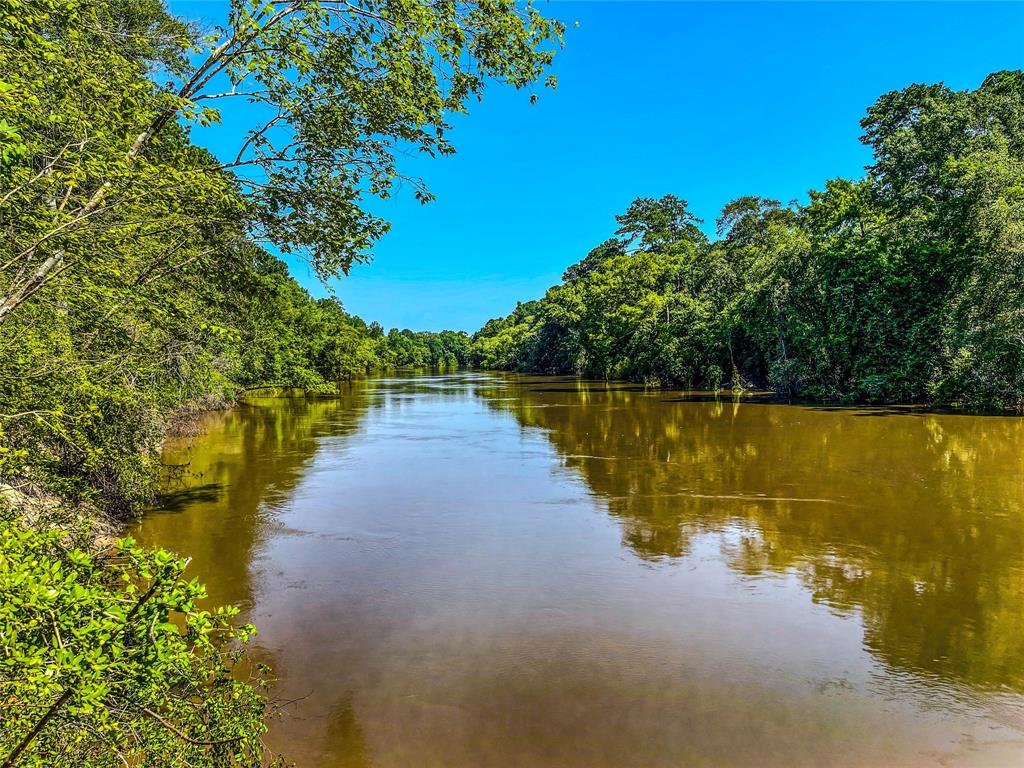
[133,372,1024,767]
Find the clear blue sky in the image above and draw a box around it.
[173,1,1023,332]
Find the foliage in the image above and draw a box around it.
[386,328,472,368]
[0,0,563,324]
[472,72,1024,411]
[0,511,270,767]
[0,0,549,512]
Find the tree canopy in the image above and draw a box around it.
[0,0,563,323]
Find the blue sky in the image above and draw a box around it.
[174,1,1023,332]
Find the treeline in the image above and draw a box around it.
[472,72,1024,412]
[0,0,559,764]
[387,328,473,369]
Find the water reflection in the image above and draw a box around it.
[324,698,373,768]
[139,384,375,611]
[478,376,1024,694]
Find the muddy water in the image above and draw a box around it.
[134,372,1024,766]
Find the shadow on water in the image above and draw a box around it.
[477,374,1024,695]
[151,482,224,512]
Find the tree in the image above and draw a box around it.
[613,194,706,253]
[473,71,1024,410]
[0,0,564,324]
[0,1,566,762]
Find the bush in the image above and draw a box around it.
[0,511,271,767]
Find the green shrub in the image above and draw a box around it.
[0,513,271,767]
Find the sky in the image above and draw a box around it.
[172,1,1023,332]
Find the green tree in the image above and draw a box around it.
[474,72,1024,412]
[0,0,564,324]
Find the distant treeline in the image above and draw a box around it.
[470,72,1024,413]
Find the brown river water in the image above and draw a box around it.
[133,372,1024,767]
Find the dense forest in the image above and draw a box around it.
[471,72,1024,413]
[0,0,558,765]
